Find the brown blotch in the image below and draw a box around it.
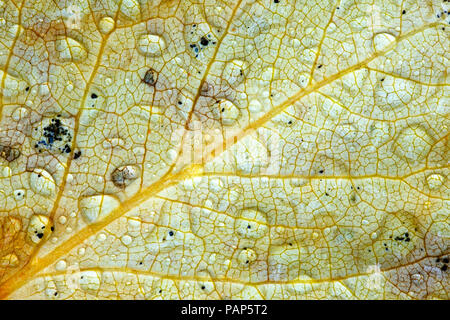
[111,165,139,188]
[143,68,158,86]
[0,145,21,162]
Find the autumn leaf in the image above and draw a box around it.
[0,0,448,300]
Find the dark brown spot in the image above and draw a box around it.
[143,68,158,86]
[111,166,138,188]
[0,145,21,162]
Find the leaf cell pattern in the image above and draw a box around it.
[0,0,448,300]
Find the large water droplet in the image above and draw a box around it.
[394,125,433,162]
[30,168,56,197]
[99,16,115,34]
[222,59,248,86]
[79,270,101,293]
[234,209,268,239]
[0,71,28,98]
[28,214,51,244]
[373,32,396,51]
[55,36,87,62]
[212,100,240,125]
[79,195,120,224]
[119,0,141,20]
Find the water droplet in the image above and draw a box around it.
[426,174,445,190]
[137,34,166,56]
[119,0,141,20]
[394,125,433,162]
[213,100,240,125]
[296,72,310,88]
[13,189,25,200]
[66,174,74,184]
[58,215,67,224]
[181,179,194,191]
[133,146,146,156]
[373,32,396,51]
[290,38,301,48]
[39,83,50,96]
[78,247,86,256]
[411,273,422,281]
[12,107,29,121]
[55,36,88,62]
[99,16,115,34]
[30,168,56,197]
[128,219,141,229]
[0,71,28,98]
[79,195,120,224]
[121,235,132,246]
[0,253,19,267]
[235,209,268,239]
[222,59,248,86]
[55,260,67,271]
[28,214,51,244]
[237,247,257,266]
[97,233,107,242]
[248,99,262,113]
[79,271,101,293]
[104,77,113,86]
[2,166,11,177]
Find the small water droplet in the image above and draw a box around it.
[0,253,19,267]
[12,107,29,121]
[58,216,67,224]
[13,189,25,200]
[249,99,262,113]
[137,34,166,56]
[426,174,445,190]
[39,83,50,96]
[121,235,132,246]
[411,273,422,281]
[55,260,67,271]
[97,233,107,242]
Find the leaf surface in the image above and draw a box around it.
[0,0,448,299]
